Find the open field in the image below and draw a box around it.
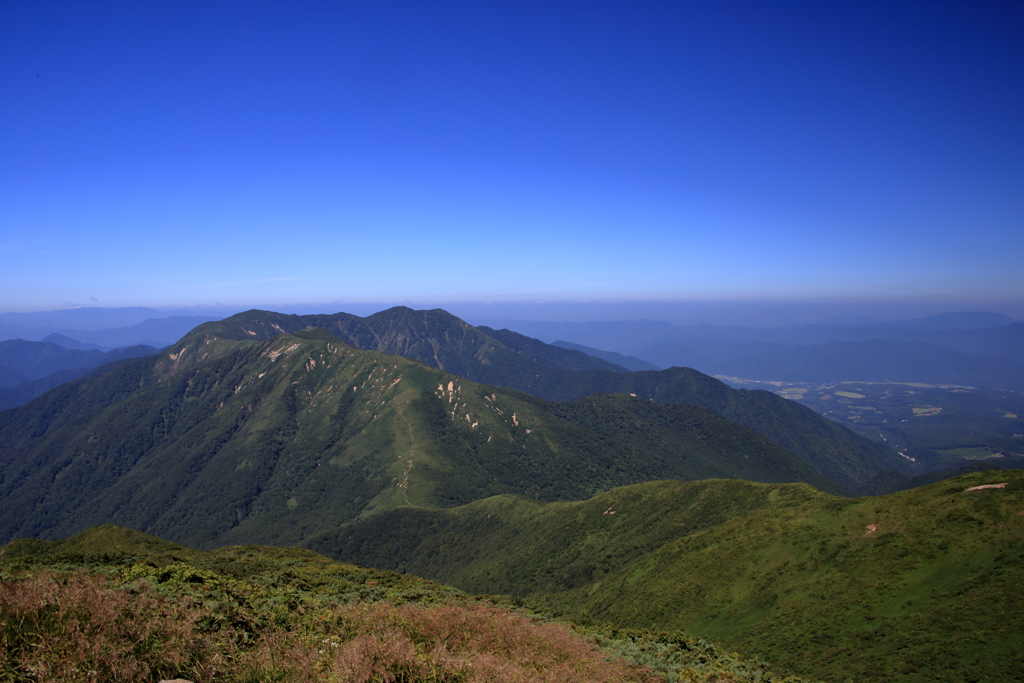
[718,377,1024,473]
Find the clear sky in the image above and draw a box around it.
[2,1,1022,318]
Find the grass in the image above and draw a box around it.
[911,406,943,416]
[307,470,1024,683]
[0,525,810,683]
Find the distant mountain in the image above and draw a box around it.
[58,315,218,348]
[639,319,1024,363]
[0,340,158,410]
[551,340,661,371]
[0,366,29,388]
[0,325,837,549]
[0,313,220,348]
[501,313,1024,367]
[0,307,909,494]
[189,307,629,377]
[41,332,107,351]
[0,308,902,494]
[307,470,1024,683]
[0,306,168,330]
[0,338,157,381]
[482,319,683,350]
[637,338,1024,389]
[874,311,1015,330]
[0,368,97,411]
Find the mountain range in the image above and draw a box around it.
[0,314,219,349]
[498,312,1024,387]
[0,338,158,410]
[1,306,1020,681]
[638,338,1024,389]
[0,319,841,549]
[182,307,908,492]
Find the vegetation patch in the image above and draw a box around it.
[911,406,942,416]
[310,471,1024,683]
[935,447,1003,460]
[832,391,865,399]
[0,525,808,683]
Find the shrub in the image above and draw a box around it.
[0,570,220,682]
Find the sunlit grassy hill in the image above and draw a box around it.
[308,470,1024,682]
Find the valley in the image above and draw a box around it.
[720,376,1024,479]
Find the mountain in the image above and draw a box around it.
[641,319,1024,364]
[551,340,661,371]
[0,339,158,410]
[477,319,684,351]
[182,308,906,492]
[496,313,1024,366]
[306,469,1024,683]
[0,366,28,388]
[873,311,1015,330]
[0,306,168,331]
[0,338,157,381]
[186,307,630,376]
[41,332,107,350]
[0,313,220,348]
[58,315,220,348]
[637,338,1024,389]
[0,325,836,549]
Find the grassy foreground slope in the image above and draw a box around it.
[308,470,1024,683]
[0,525,808,683]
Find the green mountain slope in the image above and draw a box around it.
[305,470,1024,682]
[188,306,631,376]
[0,327,834,549]
[551,339,662,371]
[185,308,907,492]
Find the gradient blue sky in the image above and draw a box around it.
[2,1,1022,319]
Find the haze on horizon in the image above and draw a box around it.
[2,1,1022,321]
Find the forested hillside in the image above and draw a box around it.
[182,308,908,492]
[0,326,834,549]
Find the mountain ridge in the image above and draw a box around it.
[305,470,1024,682]
[0,326,836,549]
[179,308,907,492]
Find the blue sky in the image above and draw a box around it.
[2,1,1022,319]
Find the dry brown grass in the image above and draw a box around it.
[0,571,221,682]
[0,571,658,683]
